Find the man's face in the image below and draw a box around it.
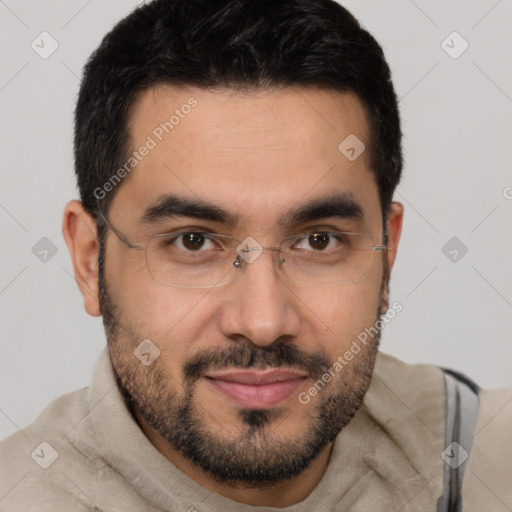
[99,85,398,485]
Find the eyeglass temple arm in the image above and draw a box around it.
[96,205,143,250]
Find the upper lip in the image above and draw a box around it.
[204,369,309,385]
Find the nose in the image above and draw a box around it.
[218,249,301,348]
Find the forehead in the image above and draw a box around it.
[112,84,381,231]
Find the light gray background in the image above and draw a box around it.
[1,0,511,441]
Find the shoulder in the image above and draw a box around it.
[463,386,512,510]
[356,351,447,502]
[366,353,512,508]
[0,387,97,511]
[475,386,512,427]
[373,351,446,387]
[368,351,446,433]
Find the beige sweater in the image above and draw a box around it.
[0,348,511,511]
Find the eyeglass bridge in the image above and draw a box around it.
[233,246,285,268]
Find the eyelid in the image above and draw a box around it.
[155,226,222,236]
[164,232,227,252]
[154,224,355,241]
[294,225,351,235]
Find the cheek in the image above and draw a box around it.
[295,276,382,357]
[108,262,214,355]
[131,287,210,334]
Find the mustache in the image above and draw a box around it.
[183,343,331,385]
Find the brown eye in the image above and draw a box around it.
[181,233,207,251]
[308,233,330,251]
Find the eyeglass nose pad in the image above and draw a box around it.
[270,248,286,269]
[232,249,284,269]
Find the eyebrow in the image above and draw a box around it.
[140,194,241,226]
[140,192,364,228]
[281,193,364,227]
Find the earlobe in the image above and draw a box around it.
[62,200,101,317]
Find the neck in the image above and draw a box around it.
[133,408,334,507]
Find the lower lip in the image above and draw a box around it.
[205,377,307,408]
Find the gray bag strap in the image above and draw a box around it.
[437,368,480,512]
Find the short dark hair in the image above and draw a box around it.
[75,0,402,236]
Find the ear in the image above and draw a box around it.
[379,201,404,313]
[385,201,404,272]
[62,200,101,316]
